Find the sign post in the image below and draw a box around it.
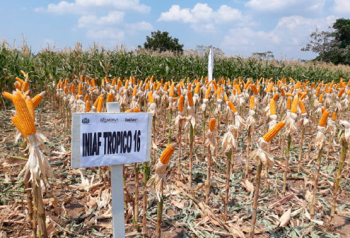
[71,102,152,238]
[208,45,214,83]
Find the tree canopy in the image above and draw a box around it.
[143,31,184,54]
[302,18,350,65]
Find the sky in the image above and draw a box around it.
[1,0,350,59]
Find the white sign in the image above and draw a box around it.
[71,103,153,238]
[72,111,152,169]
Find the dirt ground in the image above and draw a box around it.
[0,104,350,238]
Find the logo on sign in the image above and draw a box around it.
[100,118,119,123]
[125,118,138,123]
[82,118,90,124]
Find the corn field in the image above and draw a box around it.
[1,64,350,237]
[2,40,350,107]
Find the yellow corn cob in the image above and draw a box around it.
[281,88,286,97]
[319,110,330,127]
[11,115,27,139]
[75,95,79,100]
[315,86,320,97]
[21,81,29,92]
[187,91,194,107]
[125,80,129,89]
[319,93,324,103]
[321,107,326,114]
[300,92,307,100]
[89,86,97,92]
[235,84,242,94]
[93,95,101,107]
[160,144,175,164]
[180,81,185,88]
[273,93,279,101]
[331,111,337,121]
[32,92,45,108]
[250,84,258,95]
[72,84,76,95]
[133,86,137,96]
[177,85,182,96]
[338,88,345,98]
[144,82,149,90]
[187,83,192,91]
[291,95,299,114]
[195,82,200,94]
[14,81,22,90]
[299,100,306,114]
[212,80,218,89]
[107,93,114,103]
[12,91,36,135]
[205,86,211,99]
[263,121,285,143]
[244,81,251,90]
[287,97,292,110]
[270,99,276,115]
[64,78,68,87]
[216,87,221,101]
[250,96,255,110]
[15,77,24,84]
[169,83,175,97]
[148,92,154,104]
[111,78,117,86]
[86,101,91,112]
[209,118,216,131]
[2,92,13,101]
[78,83,82,95]
[178,95,184,112]
[84,94,89,102]
[224,93,228,102]
[64,86,68,94]
[266,83,273,93]
[164,83,168,92]
[156,83,161,91]
[97,96,103,112]
[228,101,237,114]
[25,97,35,121]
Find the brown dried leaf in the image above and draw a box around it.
[279,209,291,227]
[171,200,184,209]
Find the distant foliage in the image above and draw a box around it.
[143,31,184,54]
[302,18,350,65]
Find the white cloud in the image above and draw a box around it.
[36,0,150,14]
[78,11,124,28]
[158,4,242,32]
[221,15,334,58]
[333,0,350,13]
[245,0,325,14]
[216,5,242,23]
[127,21,153,34]
[86,28,125,40]
[76,11,152,41]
